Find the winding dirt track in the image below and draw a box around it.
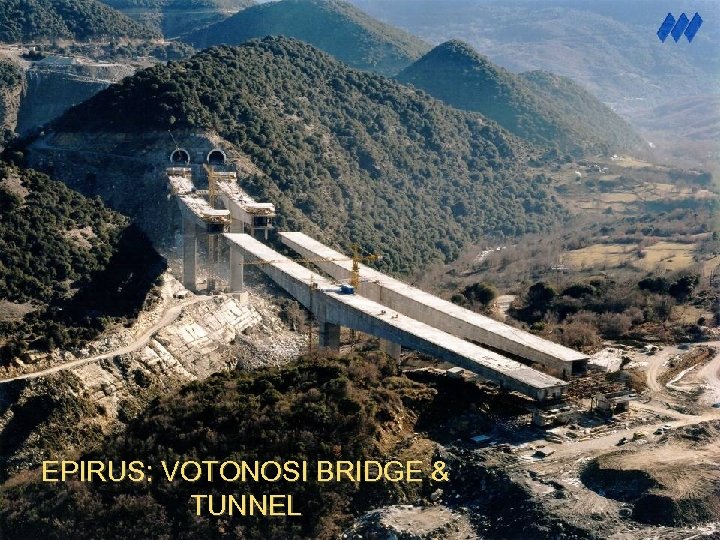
[698,340,720,405]
[0,295,210,383]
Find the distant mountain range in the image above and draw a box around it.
[351,0,720,138]
[182,0,429,76]
[0,0,159,42]
[48,38,566,273]
[397,40,642,155]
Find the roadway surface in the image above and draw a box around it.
[0,295,210,383]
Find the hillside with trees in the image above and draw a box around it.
[0,0,159,42]
[0,61,23,147]
[53,38,566,274]
[519,70,644,154]
[101,0,255,38]
[397,40,643,155]
[0,163,165,364]
[0,354,437,538]
[182,0,429,75]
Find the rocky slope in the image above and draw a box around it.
[0,61,22,141]
[0,277,306,480]
[0,53,137,140]
[17,57,136,135]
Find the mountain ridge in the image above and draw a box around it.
[182,0,429,76]
[0,0,160,42]
[397,40,643,155]
[47,37,566,274]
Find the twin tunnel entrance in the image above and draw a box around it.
[170,148,226,166]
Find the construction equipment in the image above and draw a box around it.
[237,247,381,355]
[350,243,381,289]
[238,248,382,293]
[204,164,218,208]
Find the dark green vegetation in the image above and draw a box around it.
[54,38,566,273]
[50,40,195,62]
[397,41,642,155]
[182,0,429,76]
[102,0,255,38]
[451,281,497,311]
[0,353,609,539]
[520,70,643,154]
[0,0,159,42]
[510,270,706,350]
[0,354,436,539]
[0,62,22,88]
[0,61,23,147]
[0,163,165,364]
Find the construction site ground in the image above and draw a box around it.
[367,338,720,539]
[3,256,720,537]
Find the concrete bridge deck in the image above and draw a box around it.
[279,232,587,379]
[224,233,567,401]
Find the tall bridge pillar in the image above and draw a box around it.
[182,218,197,291]
[230,246,244,292]
[207,234,219,291]
[380,339,401,360]
[317,316,341,353]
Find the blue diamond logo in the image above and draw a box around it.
[684,12,703,42]
[670,12,690,42]
[657,13,675,42]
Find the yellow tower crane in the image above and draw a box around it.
[203,163,218,208]
[237,247,382,353]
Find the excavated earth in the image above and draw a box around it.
[581,421,720,527]
[0,274,306,479]
[0,50,137,140]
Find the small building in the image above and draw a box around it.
[592,391,639,416]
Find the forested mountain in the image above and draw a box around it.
[182,0,429,76]
[0,354,437,538]
[52,38,566,273]
[518,70,643,152]
[351,0,720,126]
[101,0,254,38]
[0,163,165,363]
[397,40,642,155]
[0,0,159,42]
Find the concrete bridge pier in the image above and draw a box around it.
[317,316,341,353]
[380,338,401,360]
[207,234,219,291]
[182,218,197,291]
[230,247,244,292]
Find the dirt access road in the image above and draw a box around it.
[0,294,210,383]
[646,340,720,401]
[550,341,720,461]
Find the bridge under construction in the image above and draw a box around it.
[166,160,587,402]
[224,233,567,402]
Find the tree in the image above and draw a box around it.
[638,276,669,294]
[461,282,497,309]
[668,274,699,302]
